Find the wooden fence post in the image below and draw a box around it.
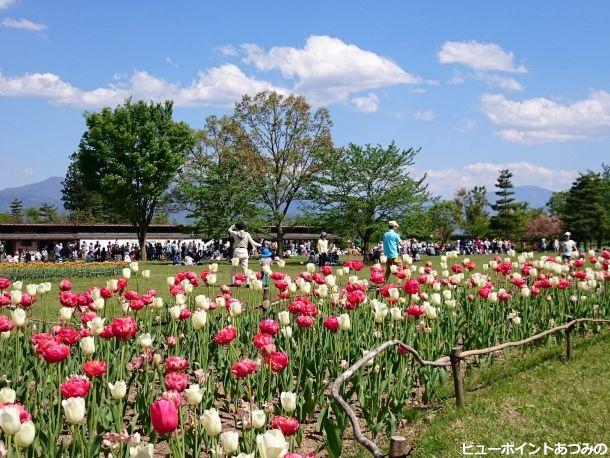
[389,436,407,458]
[450,346,464,407]
[565,316,574,360]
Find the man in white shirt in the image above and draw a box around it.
[229,221,262,285]
[316,232,329,267]
[561,231,577,262]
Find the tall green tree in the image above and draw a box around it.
[24,207,41,223]
[427,200,456,243]
[452,186,489,238]
[39,202,58,222]
[564,171,607,248]
[311,142,429,259]
[9,198,23,222]
[547,190,569,219]
[233,91,333,254]
[172,115,264,239]
[71,99,196,260]
[490,169,520,238]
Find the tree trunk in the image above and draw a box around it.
[138,231,147,261]
[361,235,370,261]
[276,223,284,259]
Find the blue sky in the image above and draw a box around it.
[1,0,609,196]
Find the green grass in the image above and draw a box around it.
[408,331,610,457]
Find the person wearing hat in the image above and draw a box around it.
[317,232,329,267]
[383,220,401,283]
[228,221,262,285]
[561,231,577,262]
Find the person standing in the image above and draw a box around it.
[383,220,401,283]
[229,221,262,285]
[316,232,329,267]
[561,231,577,262]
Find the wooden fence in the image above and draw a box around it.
[331,316,610,458]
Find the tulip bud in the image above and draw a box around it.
[14,419,35,448]
[108,381,127,400]
[201,408,222,436]
[390,307,402,321]
[87,317,105,336]
[231,258,240,267]
[10,290,22,305]
[122,268,131,279]
[92,298,105,311]
[25,284,37,296]
[251,409,266,429]
[0,406,21,435]
[13,281,23,291]
[280,391,297,413]
[0,388,16,403]
[62,397,86,424]
[185,384,203,405]
[256,429,289,458]
[138,333,154,348]
[166,276,175,285]
[229,301,243,317]
[168,305,182,320]
[141,270,151,279]
[338,313,351,331]
[215,296,226,308]
[206,274,217,285]
[79,336,96,355]
[280,326,293,338]
[278,311,290,326]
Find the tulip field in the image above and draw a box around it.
[0,251,609,457]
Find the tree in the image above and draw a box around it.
[72,99,196,260]
[490,169,520,238]
[312,142,429,260]
[9,198,23,222]
[427,201,456,243]
[564,172,607,248]
[524,214,563,243]
[452,186,489,238]
[233,91,333,255]
[24,207,41,223]
[172,115,264,239]
[547,190,569,219]
[39,202,58,222]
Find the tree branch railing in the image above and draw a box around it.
[331,317,610,458]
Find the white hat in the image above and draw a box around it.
[564,231,571,237]
[388,220,399,228]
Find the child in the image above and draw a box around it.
[260,243,273,307]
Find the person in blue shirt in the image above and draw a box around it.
[383,220,401,283]
[260,243,273,307]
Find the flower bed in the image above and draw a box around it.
[0,252,608,457]
[0,262,125,281]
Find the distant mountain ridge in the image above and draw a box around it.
[0,178,555,217]
[0,177,65,212]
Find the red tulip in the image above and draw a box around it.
[231,358,258,378]
[59,279,73,291]
[83,359,108,377]
[323,316,339,333]
[271,415,300,436]
[266,351,289,373]
[295,315,314,328]
[253,332,274,349]
[55,327,82,346]
[165,356,189,373]
[150,399,179,435]
[402,279,419,295]
[164,372,189,392]
[42,343,70,363]
[0,315,14,332]
[214,325,237,345]
[0,277,10,290]
[61,376,91,398]
[259,319,280,335]
[111,316,138,340]
[405,305,425,318]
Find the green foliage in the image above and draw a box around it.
[39,202,58,223]
[427,200,456,243]
[490,169,521,238]
[71,98,196,258]
[24,206,41,223]
[9,198,23,222]
[233,91,333,251]
[172,115,266,238]
[311,142,429,256]
[452,186,489,238]
[564,171,607,247]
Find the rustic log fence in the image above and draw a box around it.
[331,316,610,458]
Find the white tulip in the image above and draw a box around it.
[192,310,207,330]
[122,268,131,279]
[10,290,22,305]
[12,308,27,327]
[280,326,293,338]
[137,333,154,348]
[338,313,351,331]
[209,263,219,273]
[201,408,222,436]
[215,296,226,308]
[129,444,154,458]
[14,419,35,447]
[166,276,175,286]
[13,281,23,291]
[175,294,187,305]
[152,297,163,308]
[79,336,96,355]
[168,305,182,320]
[229,301,243,317]
[185,384,203,405]
[108,279,119,291]
[141,270,151,279]
[0,405,21,435]
[130,261,139,272]
[108,381,127,400]
[390,307,403,321]
[87,317,105,336]
[62,397,86,424]
[251,409,266,429]
[280,391,296,412]
[0,387,16,403]
[231,258,240,267]
[206,273,217,285]
[26,284,37,296]
[220,430,239,454]
[92,298,105,311]
[59,307,74,321]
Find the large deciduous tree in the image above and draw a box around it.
[232,91,333,254]
[172,115,265,239]
[312,142,429,260]
[70,99,196,260]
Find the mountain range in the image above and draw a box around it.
[0,177,555,217]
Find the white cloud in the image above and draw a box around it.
[2,17,47,31]
[438,40,526,73]
[0,0,16,10]
[409,87,427,94]
[414,109,435,121]
[425,161,577,198]
[480,91,610,143]
[218,45,238,57]
[164,57,178,68]
[241,35,421,106]
[454,118,475,133]
[477,73,522,91]
[0,64,287,108]
[350,93,379,113]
